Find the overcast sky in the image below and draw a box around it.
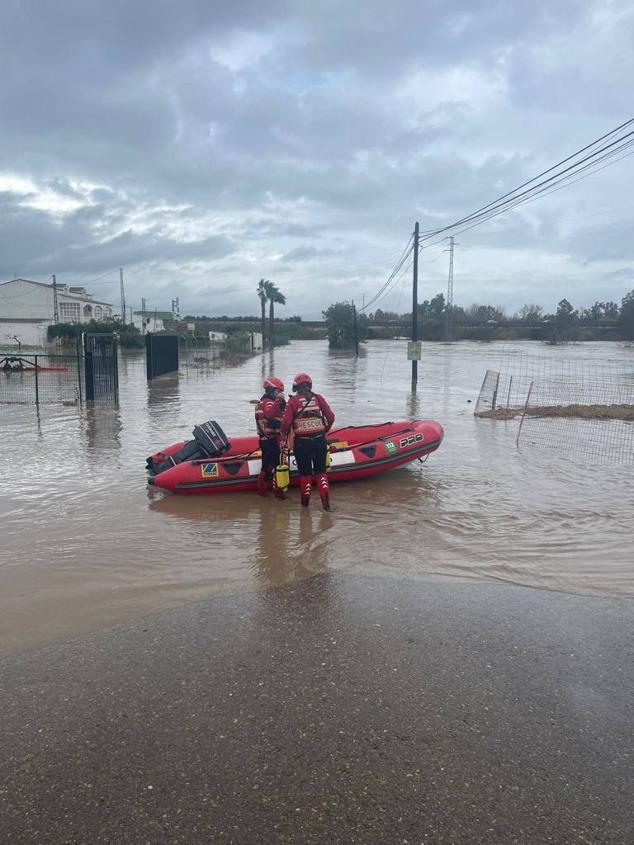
[1,0,633,318]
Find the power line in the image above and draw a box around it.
[420,140,634,253]
[454,134,634,233]
[360,232,415,313]
[80,268,121,285]
[419,119,634,243]
[364,251,414,314]
[362,119,634,326]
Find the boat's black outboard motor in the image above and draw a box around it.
[147,420,230,476]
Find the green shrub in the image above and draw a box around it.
[47,319,144,348]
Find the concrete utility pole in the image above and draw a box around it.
[411,221,420,389]
[119,268,126,324]
[52,274,59,323]
[352,300,359,356]
[445,236,457,342]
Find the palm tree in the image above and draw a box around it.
[266,282,286,347]
[257,279,268,348]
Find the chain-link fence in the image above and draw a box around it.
[0,349,82,406]
[516,379,634,464]
[491,344,634,385]
[475,369,533,418]
[476,368,634,464]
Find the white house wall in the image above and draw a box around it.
[0,279,114,348]
[0,320,49,347]
[0,280,53,319]
[0,280,112,324]
[131,315,164,333]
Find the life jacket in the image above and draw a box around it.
[255,394,284,439]
[293,393,327,436]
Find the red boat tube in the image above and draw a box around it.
[147,420,443,495]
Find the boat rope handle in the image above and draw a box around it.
[191,424,417,465]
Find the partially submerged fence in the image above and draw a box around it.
[491,345,633,386]
[516,379,634,464]
[0,348,82,406]
[476,368,634,464]
[475,369,533,419]
[1,333,119,407]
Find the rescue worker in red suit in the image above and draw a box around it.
[255,376,286,499]
[280,373,335,510]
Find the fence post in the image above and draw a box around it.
[84,333,94,401]
[516,380,534,447]
[474,370,493,417]
[76,336,83,404]
[491,371,500,411]
[33,355,40,408]
[113,336,119,403]
[34,355,39,406]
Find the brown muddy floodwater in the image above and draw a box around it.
[1,340,633,654]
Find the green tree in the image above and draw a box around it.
[265,282,286,347]
[47,319,144,348]
[518,304,544,321]
[555,298,578,330]
[323,301,368,349]
[412,292,447,340]
[465,303,505,322]
[580,301,619,324]
[619,290,634,340]
[585,302,605,324]
[371,308,401,322]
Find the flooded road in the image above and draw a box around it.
[1,340,633,654]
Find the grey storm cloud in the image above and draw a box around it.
[0,190,235,276]
[1,0,634,315]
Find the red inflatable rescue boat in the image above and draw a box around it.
[147,420,443,495]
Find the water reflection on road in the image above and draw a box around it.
[1,340,633,653]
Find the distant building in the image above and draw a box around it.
[0,278,113,347]
[131,311,174,334]
[207,330,262,349]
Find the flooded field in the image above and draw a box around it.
[1,340,633,654]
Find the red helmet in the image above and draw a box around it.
[292,373,312,391]
[263,376,284,392]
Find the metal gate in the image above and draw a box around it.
[146,333,179,380]
[84,333,118,402]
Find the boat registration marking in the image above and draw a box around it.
[384,441,398,455]
[399,433,424,448]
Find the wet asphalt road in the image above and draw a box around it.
[1,574,633,845]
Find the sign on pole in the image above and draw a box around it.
[187,323,195,332]
[407,341,422,361]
